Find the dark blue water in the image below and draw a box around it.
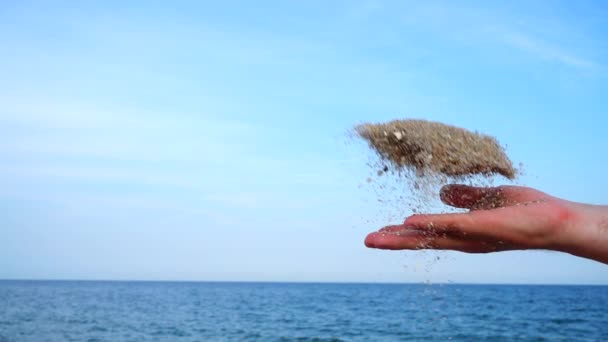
[0,281,606,341]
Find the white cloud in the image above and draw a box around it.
[397,2,599,70]
[502,32,596,69]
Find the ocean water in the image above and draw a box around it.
[0,281,606,341]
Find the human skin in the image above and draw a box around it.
[364,184,608,264]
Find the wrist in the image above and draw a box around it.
[558,203,608,264]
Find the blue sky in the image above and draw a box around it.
[1,1,608,284]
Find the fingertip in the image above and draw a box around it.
[440,184,470,192]
[364,232,377,248]
[440,183,462,195]
[439,184,460,205]
[440,184,472,205]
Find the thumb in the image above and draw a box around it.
[440,184,505,210]
[440,184,544,210]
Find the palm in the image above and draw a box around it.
[365,185,577,253]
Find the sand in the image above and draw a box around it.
[355,119,516,179]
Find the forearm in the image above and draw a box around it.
[558,204,608,264]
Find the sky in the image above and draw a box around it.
[1,0,608,284]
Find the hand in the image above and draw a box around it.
[364,184,608,264]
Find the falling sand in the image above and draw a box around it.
[353,118,520,244]
[355,119,516,180]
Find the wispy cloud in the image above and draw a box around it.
[502,32,597,69]
[396,2,600,71]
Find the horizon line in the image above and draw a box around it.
[0,278,606,286]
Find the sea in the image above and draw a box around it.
[0,280,606,341]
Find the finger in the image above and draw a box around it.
[403,211,507,238]
[365,231,499,253]
[440,184,494,208]
[379,224,423,233]
[380,224,463,238]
